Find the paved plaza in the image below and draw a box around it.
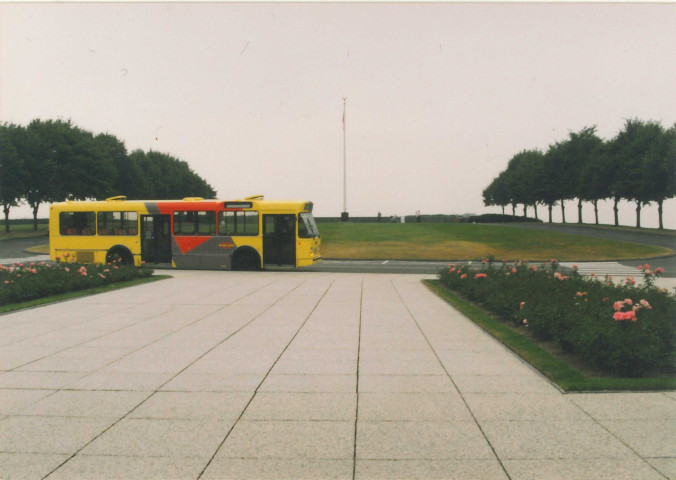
[0,271,674,479]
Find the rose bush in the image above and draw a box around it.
[439,260,675,377]
[0,260,154,306]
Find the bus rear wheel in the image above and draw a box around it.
[106,247,134,266]
[232,249,260,271]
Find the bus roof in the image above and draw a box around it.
[50,197,313,213]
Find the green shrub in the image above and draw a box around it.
[0,260,154,305]
[439,261,675,377]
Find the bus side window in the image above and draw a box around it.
[219,212,232,235]
[174,211,215,236]
[197,211,216,235]
[218,211,258,236]
[242,211,259,235]
[98,211,138,236]
[59,212,95,236]
[174,212,193,235]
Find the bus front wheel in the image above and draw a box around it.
[106,247,134,266]
[232,249,260,271]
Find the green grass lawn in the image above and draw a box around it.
[318,222,673,261]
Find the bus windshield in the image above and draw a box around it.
[298,212,320,238]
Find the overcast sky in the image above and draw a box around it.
[1,2,675,228]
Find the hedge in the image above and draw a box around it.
[439,261,675,377]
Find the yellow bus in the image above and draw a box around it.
[49,195,321,270]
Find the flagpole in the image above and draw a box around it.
[341,97,349,222]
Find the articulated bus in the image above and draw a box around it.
[49,195,321,270]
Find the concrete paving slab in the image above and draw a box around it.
[480,419,635,459]
[258,374,356,393]
[0,371,85,390]
[66,370,176,391]
[355,458,509,479]
[356,420,495,460]
[281,347,358,362]
[12,329,111,348]
[598,419,676,458]
[0,270,673,480]
[202,458,354,480]
[46,454,206,480]
[15,353,116,373]
[0,452,70,480]
[0,388,56,415]
[463,392,590,421]
[358,392,472,422]
[569,392,676,420]
[358,374,456,393]
[502,457,667,480]
[216,420,354,459]
[438,351,536,376]
[129,391,253,420]
[187,349,280,374]
[0,345,64,370]
[270,355,357,375]
[80,418,235,459]
[359,349,446,375]
[23,390,149,418]
[159,372,264,393]
[0,416,115,454]
[451,373,559,394]
[242,392,356,421]
[646,458,676,480]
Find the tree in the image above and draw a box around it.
[609,119,666,228]
[508,150,545,219]
[640,122,676,229]
[483,177,510,215]
[59,124,117,200]
[0,123,26,232]
[6,118,217,226]
[541,127,601,224]
[86,132,123,199]
[542,142,568,222]
[23,119,82,202]
[566,127,604,224]
[126,150,216,200]
[23,120,63,229]
[579,139,613,225]
[110,144,147,199]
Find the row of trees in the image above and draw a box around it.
[482,119,676,229]
[0,119,216,232]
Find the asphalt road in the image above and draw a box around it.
[495,222,676,250]
[0,235,49,263]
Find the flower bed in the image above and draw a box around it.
[1,260,154,306]
[439,261,675,377]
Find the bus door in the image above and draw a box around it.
[141,214,172,263]
[263,214,296,266]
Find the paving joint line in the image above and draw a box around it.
[352,280,364,480]
[196,278,336,479]
[566,395,670,479]
[39,276,288,479]
[391,278,513,480]
[3,302,177,372]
